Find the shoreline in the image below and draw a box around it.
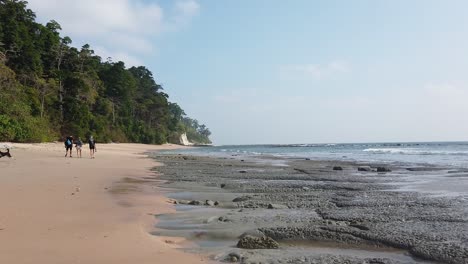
[0,142,211,264]
[152,153,468,264]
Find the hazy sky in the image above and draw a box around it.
[28,0,468,145]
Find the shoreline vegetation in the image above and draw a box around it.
[0,1,211,145]
[0,142,212,264]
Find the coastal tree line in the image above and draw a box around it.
[0,0,211,144]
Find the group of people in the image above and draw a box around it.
[64,135,97,159]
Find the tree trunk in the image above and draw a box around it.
[58,79,63,122]
[40,93,45,118]
[56,41,66,123]
[112,101,115,125]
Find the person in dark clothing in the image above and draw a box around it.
[88,135,96,159]
[65,136,73,157]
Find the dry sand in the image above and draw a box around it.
[0,142,210,264]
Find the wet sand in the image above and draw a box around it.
[0,143,211,264]
[151,153,468,264]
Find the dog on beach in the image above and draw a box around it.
[0,148,12,158]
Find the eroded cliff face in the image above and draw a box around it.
[179,133,193,146]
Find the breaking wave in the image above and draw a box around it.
[363,148,468,156]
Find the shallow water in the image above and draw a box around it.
[279,241,435,263]
[154,204,437,264]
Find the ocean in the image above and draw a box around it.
[168,141,468,168]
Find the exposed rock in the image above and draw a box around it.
[177,200,190,205]
[227,253,241,262]
[237,235,279,249]
[188,200,202,205]
[333,166,343,171]
[448,169,468,173]
[376,167,391,172]
[205,200,215,206]
[407,167,447,172]
[268,203,288,209]
[350,223,370,231]
[214,201,220,206]
[239,230,265,239]
[154,153,468,264]
[233,195,253,202]
[179,133,193,146]
[358,166,372,172]
[239,170,247,173]
[218,216,231,222]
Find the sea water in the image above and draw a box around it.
[168,142,468,168]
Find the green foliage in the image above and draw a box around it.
[182,117,212,144]
[0,113,56,142]
[0,1,211,144]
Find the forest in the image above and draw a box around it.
[0,0,211,144]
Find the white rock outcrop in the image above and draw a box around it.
[179,133,193,146]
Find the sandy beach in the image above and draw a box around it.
[0,143,210,264]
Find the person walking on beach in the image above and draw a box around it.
[64,135,73,157]
[88,135,96,159]
[75,137,83,158]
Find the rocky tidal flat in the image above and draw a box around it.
[150,154,468,264]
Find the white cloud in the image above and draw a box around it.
[106,34,155,55]
[28,0,164,36]
[93,46,143,68]
[280,60,350,80]
[166,0,201,31]
[27,0,199,66]
[176,0,200,17]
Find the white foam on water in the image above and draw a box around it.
[363,148,468,156]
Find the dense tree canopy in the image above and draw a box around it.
[0,0,211,144]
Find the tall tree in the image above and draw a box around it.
[0,1,211,144]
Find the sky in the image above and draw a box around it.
[27,0,468,145]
